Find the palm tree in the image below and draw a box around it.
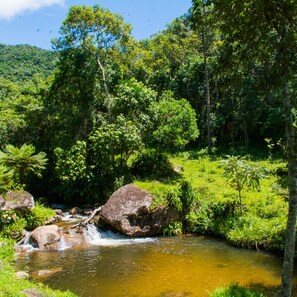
[0,144,47,185]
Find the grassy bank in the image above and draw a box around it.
[135,149,288,253]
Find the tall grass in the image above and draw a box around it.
[210,284,265,297]
[135,149,288,252]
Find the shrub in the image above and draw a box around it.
[130,149,176,179]
[25,202,55,230]
[211,284,265,297]
[163,221,183,236]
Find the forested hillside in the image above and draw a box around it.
[0,44,56,82]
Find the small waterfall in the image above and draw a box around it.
[83,224,157,246]
[57,234,73,251]
[83,224,102,244]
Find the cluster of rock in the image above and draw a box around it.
[3,184,179,252]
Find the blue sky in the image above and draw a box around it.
[0,0,192,50]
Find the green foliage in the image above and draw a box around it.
[0,144,47,186]
[0,165,13,194]
[210,284,265,297]
[219,156,267,212]
[25,203,55,230]
[130,149,175,180]
[55,141,87,183]
[163,221,183,236]
[0,218,26,240]
[166,187,183,212]
[0,44,56,82]
[0,210,18,226]
[0,238,15,262]
[150,95,199,150]
[227,215,286,251]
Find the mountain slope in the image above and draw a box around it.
[0,44,56,82]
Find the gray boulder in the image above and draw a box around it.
[100,184,179,237]
[0,191,34,211]
[29,225,61,250]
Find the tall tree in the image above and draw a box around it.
[53,5,132,121]
[209,1,297,296]
[191,0,214,152]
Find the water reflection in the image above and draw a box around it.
[16,235,296,297]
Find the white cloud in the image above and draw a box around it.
[0,0,65,20]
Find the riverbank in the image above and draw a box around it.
[0,237,78,297]
[135,149,287,254]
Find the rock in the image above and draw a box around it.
[44,215,62,225]
[54,209,63,215]
[68,207,80,215]
[31,267,63,280]
[100,184,179,237]
[15,271,29,279]
[29,225,61,250]
[0,191,34,212]
[15,245,32,253]
[20,288,44,297]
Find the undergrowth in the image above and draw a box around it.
[210,284,265,297]
[135,148,288,253]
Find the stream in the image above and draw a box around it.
[16,224,297,297]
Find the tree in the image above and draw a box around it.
[0,144,47,186]
[220,156,266,212]
[53,5,132,121]
[149,93,199,150]
[210,1,297,295]
[191,0,215,153]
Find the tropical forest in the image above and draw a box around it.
[0,1,297,297]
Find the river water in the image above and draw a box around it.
[16,228,296,297]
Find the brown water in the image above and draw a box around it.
[16,233,296,297]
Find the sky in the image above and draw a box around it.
[0,0,192,50]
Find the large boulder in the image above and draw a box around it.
[100,184,179,237]
[29,225,62,250]
[0,191,34,211]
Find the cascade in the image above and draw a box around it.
[57,234,73,251]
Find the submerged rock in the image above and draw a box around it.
[0,191,34,211]
[100,184,179,237]
[31,267,63,280]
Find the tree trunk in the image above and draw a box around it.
[95,52,115,168]
[202,24,211,154]
[280,83,297,297]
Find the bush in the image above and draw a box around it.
[25,202,55,230]
[163,221,183,236]
[130,149,176,180]
[0,203,55,239]
[0,218,26,240]
[211,284,265,297]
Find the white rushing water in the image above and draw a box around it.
[83,224,157,246]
